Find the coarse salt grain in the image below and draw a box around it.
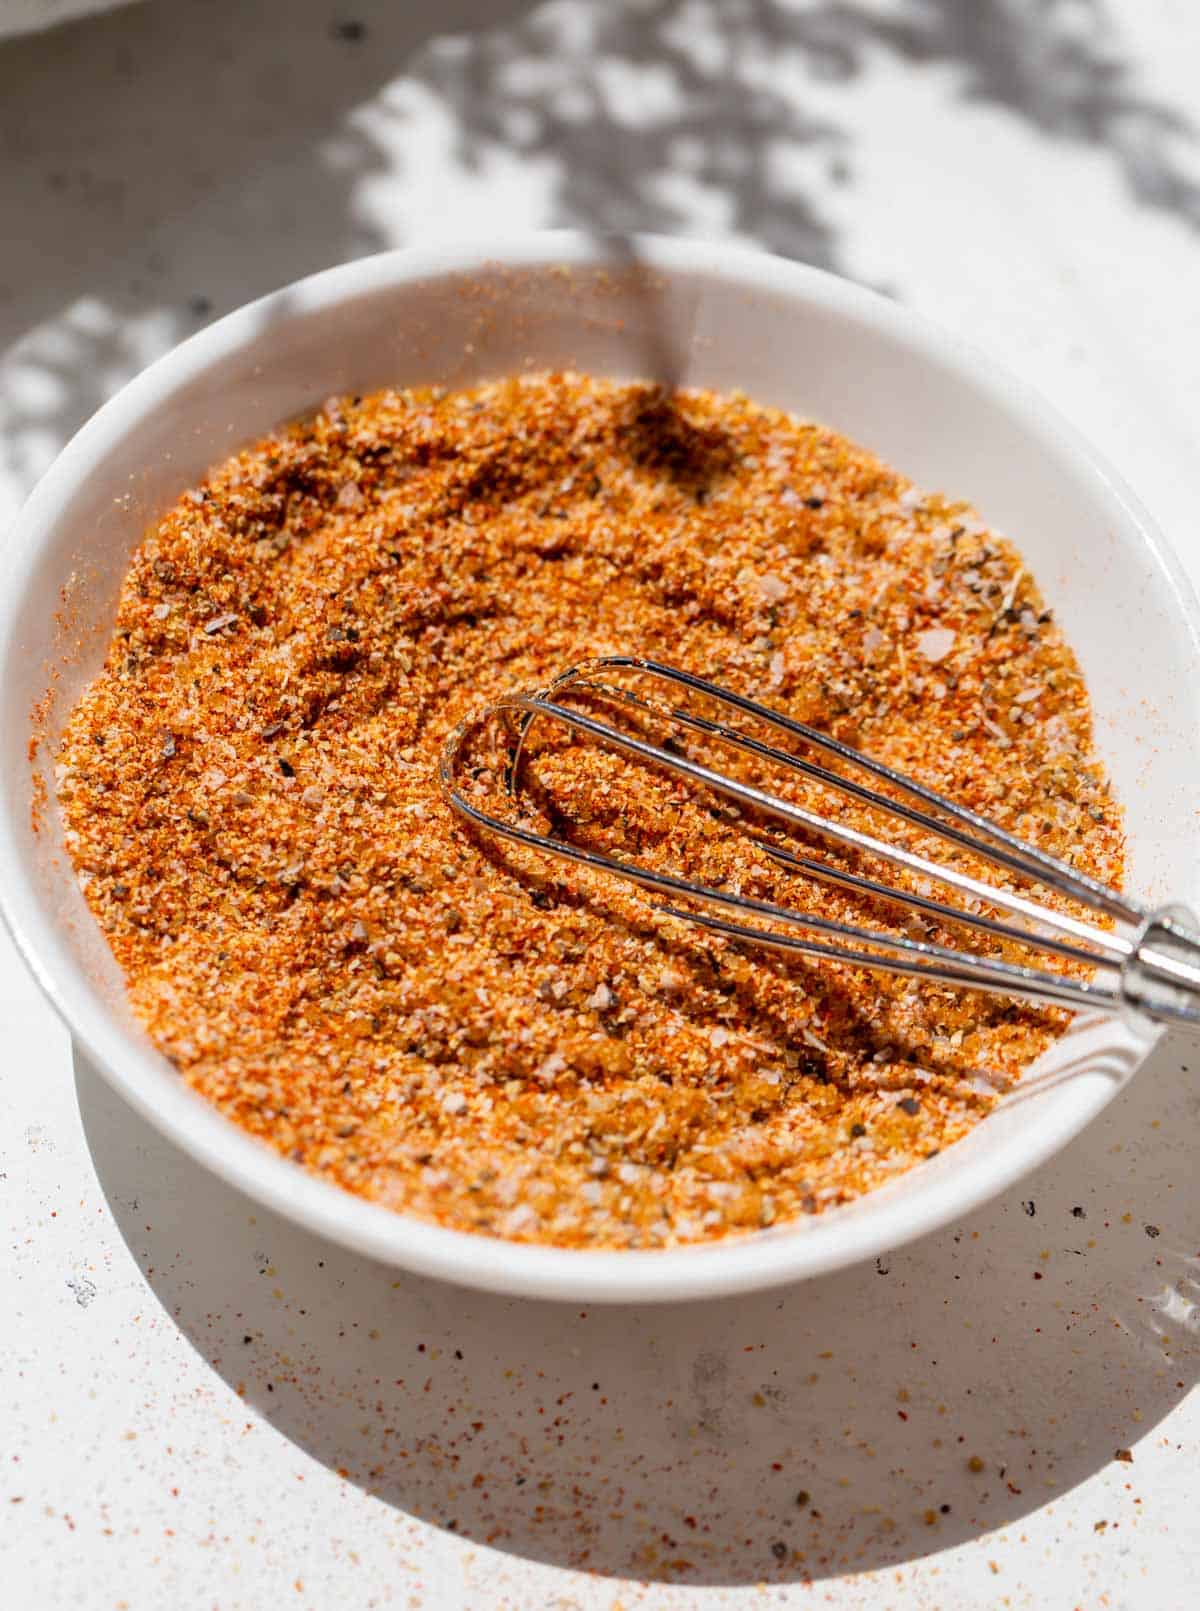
[754,572,789,603]
[915,627,956,663]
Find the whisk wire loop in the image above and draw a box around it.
[440,656,1200,1028]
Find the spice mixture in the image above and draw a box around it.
[56,373,1123,1248]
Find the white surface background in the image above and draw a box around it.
[4,3,1200,1607]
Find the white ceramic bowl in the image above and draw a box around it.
[3,234,1198,1302]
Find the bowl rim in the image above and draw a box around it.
[2,230,1197,1302]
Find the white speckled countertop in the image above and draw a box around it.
[4,3,1200,1606]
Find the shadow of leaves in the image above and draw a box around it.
[2,0,1197,502]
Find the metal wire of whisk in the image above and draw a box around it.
[440,656,1200,1028]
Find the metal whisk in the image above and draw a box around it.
[441,656,1200,1028]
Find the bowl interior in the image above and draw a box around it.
[2,238,1197,1300]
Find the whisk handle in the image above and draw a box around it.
[1124,907,1200,1027]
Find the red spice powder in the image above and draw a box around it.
[56,373,1122,1247]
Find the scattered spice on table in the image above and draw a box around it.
[56,372,1123,1247]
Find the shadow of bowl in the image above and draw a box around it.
[77,1029,1200,1585]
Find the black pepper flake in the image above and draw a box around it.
[770,1541,788,1563]
[1072,1206,1087,1219]
[1145,1224,1161,1238]
[242,1335,252,1345]
[1022,1199,1036,1217]
[804,496,824,509]
[850,1122,867,1138]
[279,758,296,778]
[332,19,366,41]
[795,1490,810,1507]
[898,1096,920,1115]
